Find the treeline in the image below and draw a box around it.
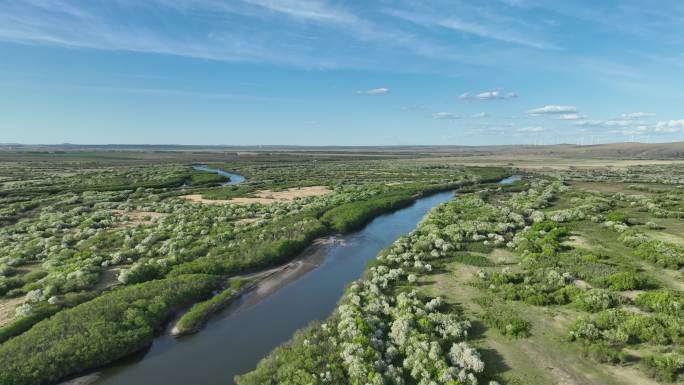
[0,167,227,198]
[320,191,416,232]
[0,274,220,385]
[173,278,245,335]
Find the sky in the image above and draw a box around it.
[1,0,683,146]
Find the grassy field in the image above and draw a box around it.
[2,148,684,385]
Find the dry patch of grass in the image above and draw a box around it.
[93,266,126,292]
[563,235,595,251]
[0,296,25,327]
[183,186,331,205]
[570,181,653,195]
[112,210,167,226]
[489,248,518,265]
[233,217,260,225]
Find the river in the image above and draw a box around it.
[192,164,246,185]
[94,190,455,385]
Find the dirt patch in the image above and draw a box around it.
[563,235,594,251]
[251,237,341,297]
[573,279,593,290]
[233,217,260,225]
[183,186,331,205]
[603,365,660,385]
[620,290,645,301]
[647,230,684,246]
[113,210,167,226]
[489,248,518,264]
[93,267,125,292]
[0,296,25,327]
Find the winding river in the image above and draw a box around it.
[192,164,246,185]
[94,190,455,385]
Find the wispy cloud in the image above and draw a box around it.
[655,120,684,133]
[557,113,583,120]
[384,7,556,49]
[518,126,545,132]
[527,105,577,115]
[459,89,517,101]
[241,0,357,23]
[357,87,389,95]
[433,112,461,119]
[621,112,655,119]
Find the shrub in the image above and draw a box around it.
[449,252,494,267]
[634,240,684,269]
[582,342,627,365]
[605,211,627,224]
[573,289,620,312]
[597,270,646,291]
[0,274,221,385]
[635,290,683,315]
[321,192,415,233]
[174,278,245,334]
[644,353,684,382]
[475,297,531,338]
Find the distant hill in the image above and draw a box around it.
[1,142,683,159]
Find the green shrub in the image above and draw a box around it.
[0,274,221,385]
[449,252,495,267]
[597,270,646,291]
[582,342,627,365]
[476,296,531,338]
[644,353,684,382]
[605,211,627,224]
[635,290,683,315]
[635,240,684,269]
[175,278,246,334]
[573,289,620,312]
[321,192,415,233]
[0,302,60,344]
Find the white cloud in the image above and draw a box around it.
[655,120,684,133]
[518,126,545,132]
[602,119,635,127]
[433,112,461,119]
[527,105,578,115]
[459,89,517,101]
[472,112,488,118]
[556,113,583,120]
[477,90,500,100]
[621,112,655,119]
[357,87,389,95]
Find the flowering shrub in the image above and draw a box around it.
[572,289,620,312]
[240,191,495,385]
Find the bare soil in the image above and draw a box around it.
[183,186,331,205]
[0,296,24,327]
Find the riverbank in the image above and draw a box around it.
[92,190,457,385]
[170,236,343,336]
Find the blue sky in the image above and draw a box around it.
[1,0,683,145]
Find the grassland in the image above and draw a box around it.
[239,160,684,385]
[2,147,684,385]
[0,149,507,384]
